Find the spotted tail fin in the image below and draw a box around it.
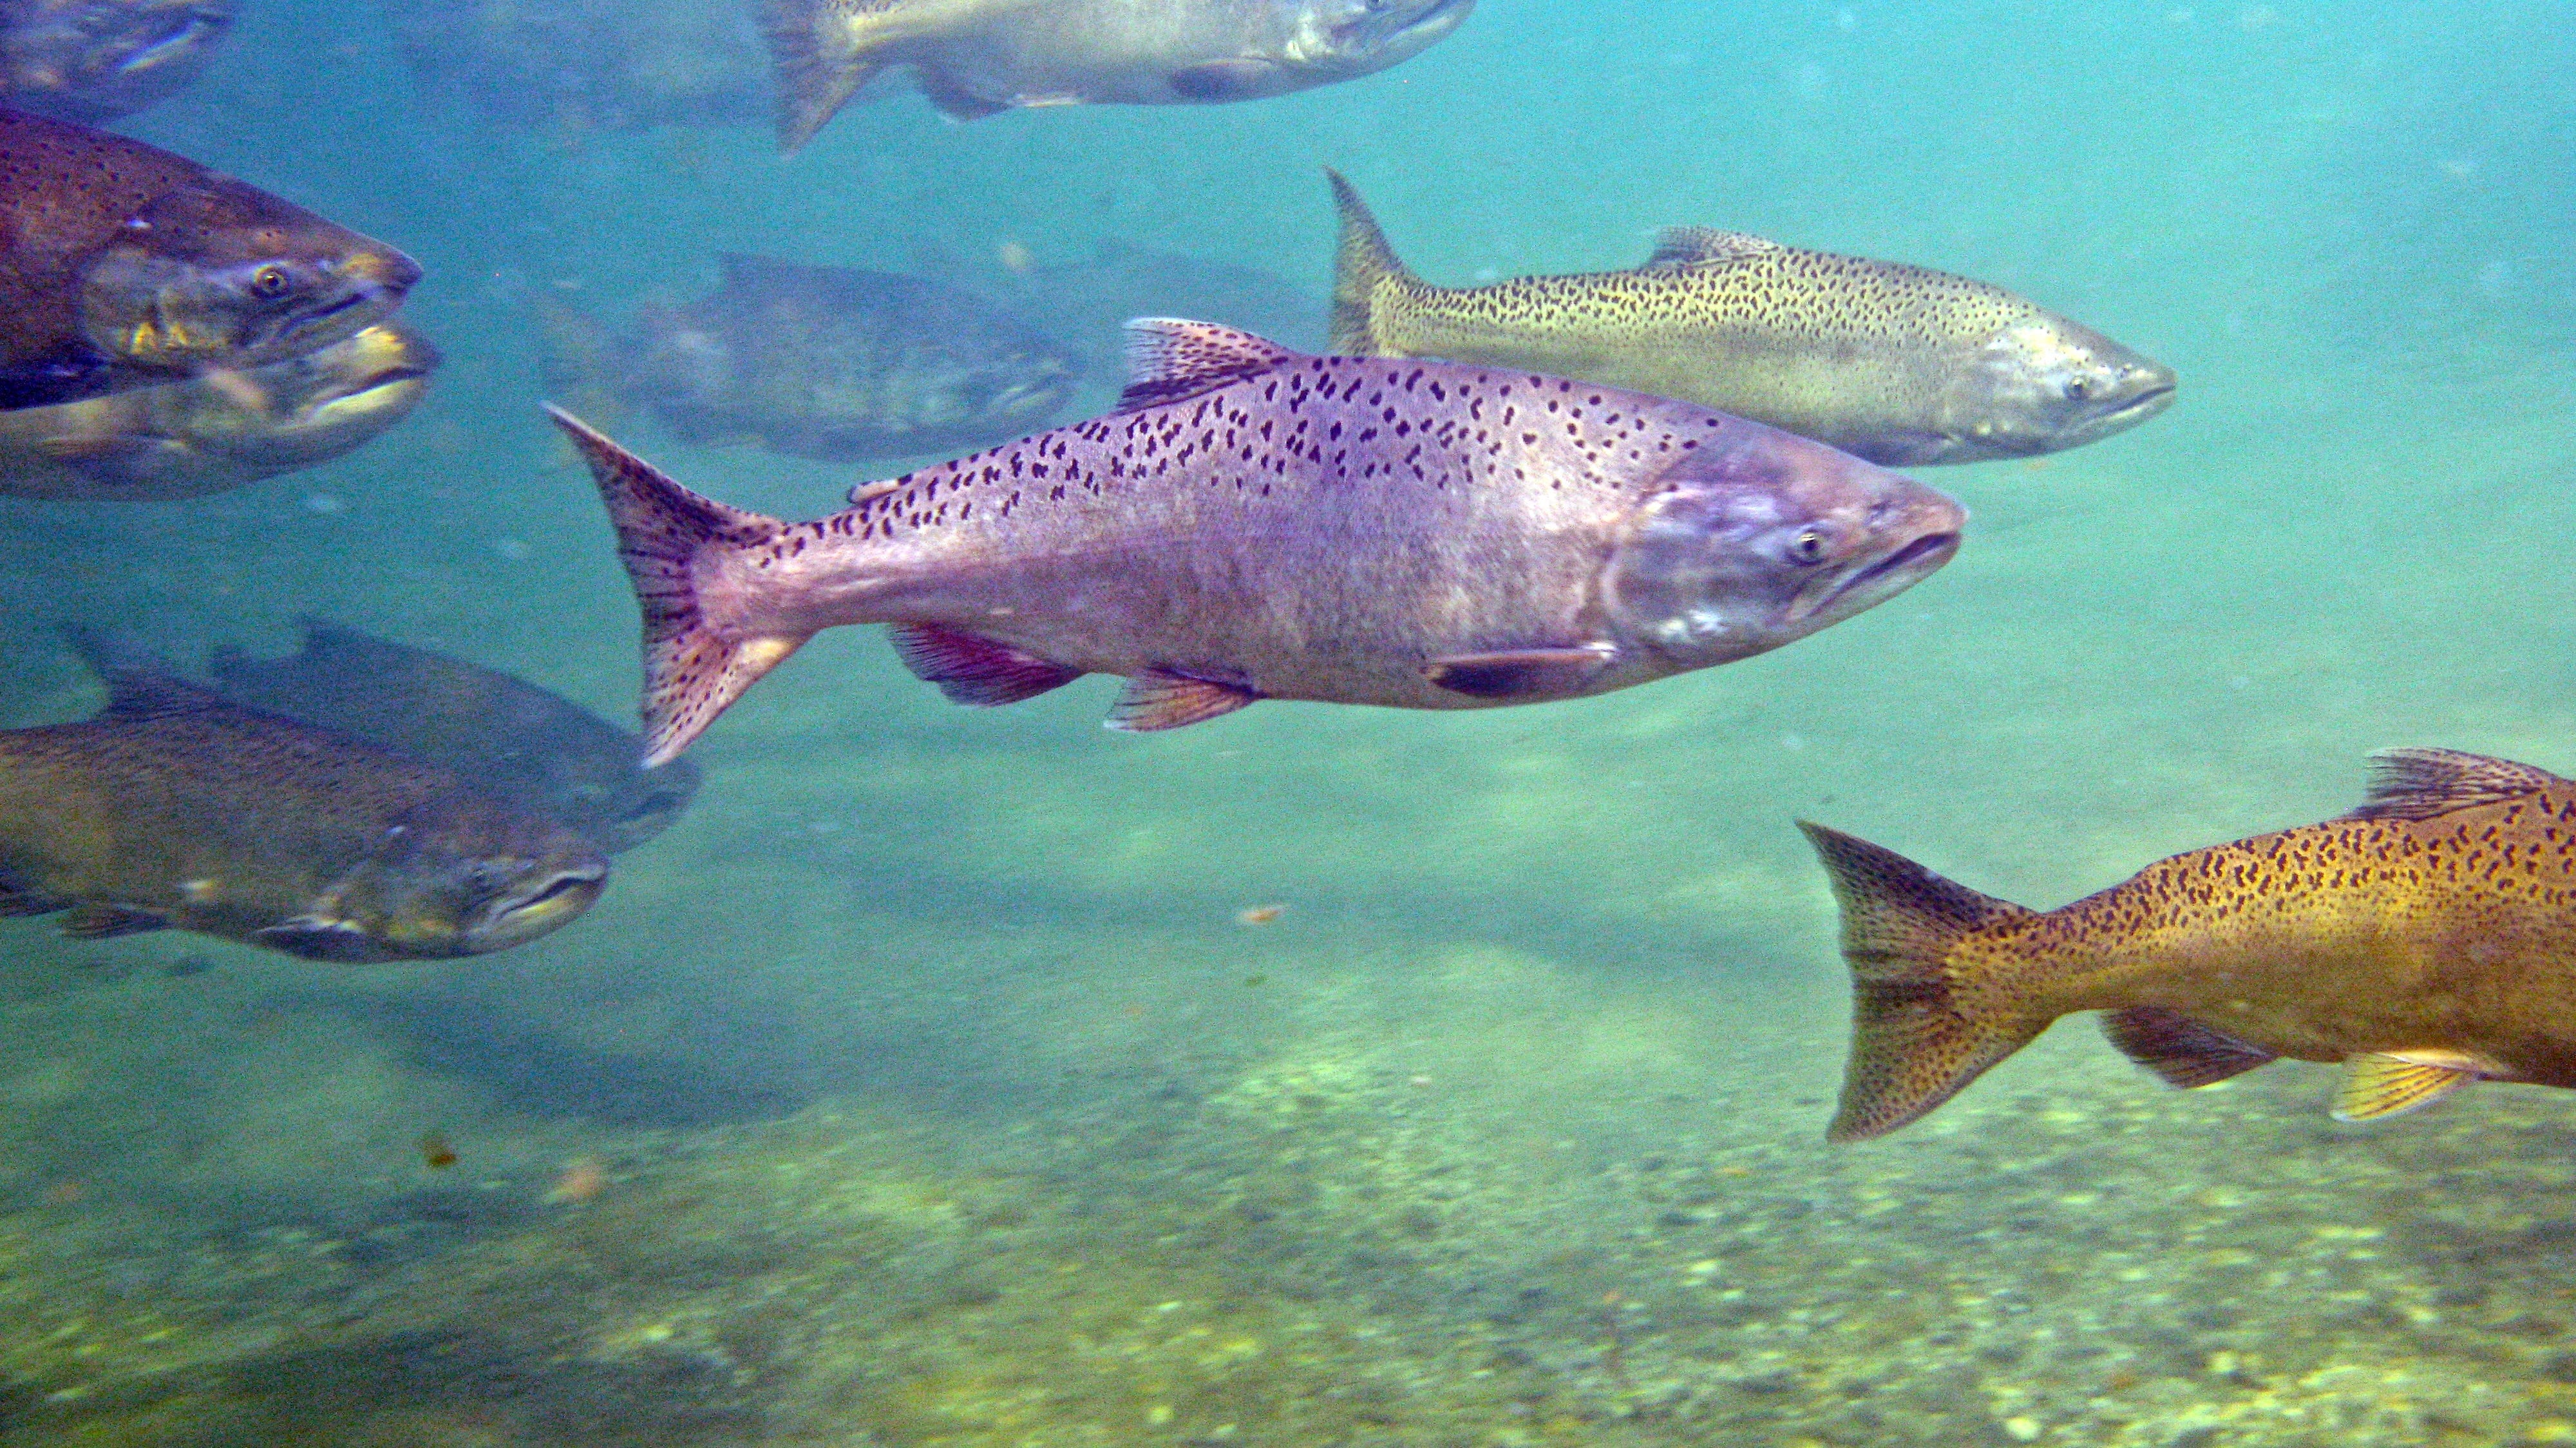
[1325,169,1423,355]
[545,406,806,767]
[1797,823,2043,1143]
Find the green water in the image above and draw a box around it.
[2,1,2574,1443]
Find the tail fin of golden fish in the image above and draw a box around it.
[761,0,909,150]
[1798,823,2040,1143]
[1325,169,1422,354]
[545,406,807,767]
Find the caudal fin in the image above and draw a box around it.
[1325,169,1421,354]
[1797,823,2041,1143]
[544,406,806,767]
[761,0,892,150]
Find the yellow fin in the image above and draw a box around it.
[1325,169,1423,355]
[2347,748,2567,821]
[2331,1051,2480,1122]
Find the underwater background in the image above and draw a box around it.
[4,1,2576,1443]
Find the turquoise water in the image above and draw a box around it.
[3,2,2575,1443]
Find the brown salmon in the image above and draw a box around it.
[207,621,700,854]
[553,318,1964,766]
[0,323,435,500]
[0,109,421,410]
[0,656,607,962]
[1802,749,2576,1142]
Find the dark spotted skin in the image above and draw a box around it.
[1958,787,2576,1087]
[698,351,1741,711]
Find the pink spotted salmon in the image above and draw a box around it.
[553,319,1965,766]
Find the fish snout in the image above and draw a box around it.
[1781,476,1965,625]
[345,244,425,298]
[2099,358,2178,426]
[466,858,608,953]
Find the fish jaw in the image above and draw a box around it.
[1283,0,1475,78]
[1935,317,2177,461]
[1604,421,1965,671]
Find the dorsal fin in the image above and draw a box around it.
[58,625,220,721]
[1640,226,1783,273]
[1117,319,1298,412]
[2347,748,2568,821]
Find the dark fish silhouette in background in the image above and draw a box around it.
[381,0,770,131]
[1329,171,2176,467]
[0,109,421,412]
[926,239,1327,378]
[551,318,1964,765]
[1803,750,2576,1143]
[762,0,1475,149]
[542,254,1081,465]
[0,323,437,500]
[0,0,234,123]
[206,622,699,855]
[0,654,607,962]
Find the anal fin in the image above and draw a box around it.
[2101,1006,2278,1089]
[2332,1051,2486,1122]
[59,904,167,940]
[1105,671,1257,732]
[885,624,1081,707]
[1422,645,1615,700]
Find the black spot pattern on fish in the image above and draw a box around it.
[804,354,1713,549]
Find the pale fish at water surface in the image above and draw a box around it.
[0,323,436,500]
[1328,171,2177,467]
[553,319,1965,767]
[761,0,1475,148]
[1803,750,2576,1143]
[0,0,233,122]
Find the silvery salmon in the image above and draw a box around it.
[553,319,1965,766]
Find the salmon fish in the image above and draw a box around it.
[0,1,232,122]
[0,659,607,962]
[207,621,700,854]
[0,323,435,500]
[0,109,421,411]
[1802,749,2576,1142]
[553,318,1965,766]
[1328,171,2175,467]
[762,0,1474,149]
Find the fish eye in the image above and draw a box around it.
[1788,528,1833,566]
[249,265,294,301]
[2064,376,2095,401]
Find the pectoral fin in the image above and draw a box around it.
[1105,672,1257,732]
[1169,59,1285,101]
[885,624,1082,707]
[253,916,384,962]
[2101,1006,2278,1089]
[1422,645,1615,700]
[59,904,167,940]
[2331,1051,2489,1122]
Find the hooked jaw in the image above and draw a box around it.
[462,862,607,953]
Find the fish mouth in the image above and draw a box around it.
[2098,380,2177,426]
[1785,529,1962,624]
[468,864,607,951]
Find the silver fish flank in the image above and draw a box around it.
[553,319,1966,765]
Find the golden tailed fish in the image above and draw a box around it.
[761,0,1473,149]
[0,656,606,962]
[0,323,435,500]
[1328,171,2175,467]
[1802,750,2576,1141]
[0,108,420,411]
[552,318,1964,767]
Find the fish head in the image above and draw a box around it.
[1604,421,1965,667]
[77,181,421,373]
[264,816,609,962]
[198,325,440,465]
[1181,0,1468,95]
[1935,315,2176,460]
